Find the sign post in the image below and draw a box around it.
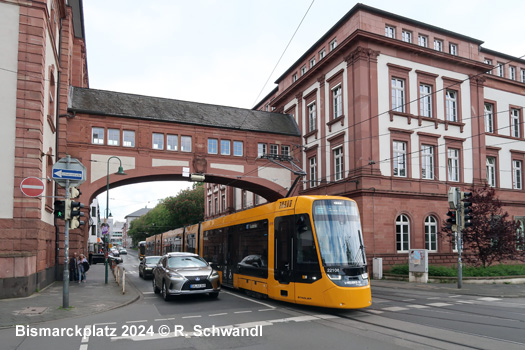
[52,156,86,308]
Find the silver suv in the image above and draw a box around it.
[152,252,220,301]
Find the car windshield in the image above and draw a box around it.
[168,256,208,268]
[145,256,160,264]
[312,199,366,266]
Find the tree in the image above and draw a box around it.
[441,183,524,267]
[127,183,204,245]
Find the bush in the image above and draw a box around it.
[387,264,525,277]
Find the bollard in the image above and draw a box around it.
[122,267,126,294]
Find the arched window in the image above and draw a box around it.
[425,216,438,251]
[396,214,410,252]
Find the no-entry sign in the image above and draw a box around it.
[20,177,45,197]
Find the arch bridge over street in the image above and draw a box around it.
[61,87,303,222]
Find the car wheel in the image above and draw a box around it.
[153,278,160,294]
[139,269,143,278]
[209,292,219,299]
[162,281,170,301]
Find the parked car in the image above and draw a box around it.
[139,255,161,279]
[119,248,127,255]
[152,252,220,301]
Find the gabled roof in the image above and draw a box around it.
[68,87,300,136]
[124,207,152,219]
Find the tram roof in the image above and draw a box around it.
[68,87,300,136]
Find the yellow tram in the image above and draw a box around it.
[146,196,371,309]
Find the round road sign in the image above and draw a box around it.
[20,177,45,197]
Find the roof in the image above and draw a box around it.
[124,207,152,219]
[68,87,300,136]
[275,3,485,83]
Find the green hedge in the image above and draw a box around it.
[388,264,525,277]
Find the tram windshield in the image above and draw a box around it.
[312,200,366,266]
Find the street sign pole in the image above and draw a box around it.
[63,156,71,308]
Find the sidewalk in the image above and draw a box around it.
[0,263,140,329]
[371,278,525,298]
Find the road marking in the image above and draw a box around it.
[367,309,384,314]
[209,313,228,317]
[456,300,475,304]
[126,320,148,323]
[155,318,169,321]
[427,302,453,307]
[111,314,338,341]
[222,290,276,309]
[477,297,502,301]
[381,306,408,312]
[234,310,252,314]
[407,304,429,309]
[92,322,117,326]
[182,315,202,319]
[143,292,155,294]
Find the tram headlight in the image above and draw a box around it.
[361,272,369,280]
[327,274,342,281]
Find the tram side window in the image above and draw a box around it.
[186,234,196,253]
[203,229,226,265]
[237,220,268,278]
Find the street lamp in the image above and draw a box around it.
[105,156,126,284]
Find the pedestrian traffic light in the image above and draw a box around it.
[446,210,457,231]
[70,186,81,199]
[70,201,85,229]
[461,191,473,229]
[65,199,72,220]
[54,200,66,220]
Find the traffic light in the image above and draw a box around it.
[70,201,85,229]
[70,186,81,199]
[54,200,66,220]
[461,191,473,229]
[65,199,72,220]
[446,210,457,231]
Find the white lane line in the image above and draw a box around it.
[234,310,252,314]
[126,320,148,323]
[182,315,202,319]
[222,290,276,309]
[477,297,502,301]
[92,322,117,326]
[381,306,408,312]
[209,313,228,317]
[112,314,338,341]
[407,304,429,309]
[427,303,453,307]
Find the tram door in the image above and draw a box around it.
[223,229,235,286]
[274,216,295,300]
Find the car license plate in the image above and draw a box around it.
[190,283,206,289]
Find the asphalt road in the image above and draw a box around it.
[3,251,524,350]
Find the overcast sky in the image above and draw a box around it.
[83,0,525,222]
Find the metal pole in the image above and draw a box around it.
[105,159,110,284]
[63,156,71,308]
[456,189,462,289]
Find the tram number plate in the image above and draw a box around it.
[190,283,206,289]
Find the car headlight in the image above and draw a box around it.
[168,272,185,280]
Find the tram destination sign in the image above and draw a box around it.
[52,157,86,187]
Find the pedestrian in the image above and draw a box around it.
[78,254,88,282]
[69,252,78,281]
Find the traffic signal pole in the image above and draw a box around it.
[63,156,71,308]
[456,188,463,289]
